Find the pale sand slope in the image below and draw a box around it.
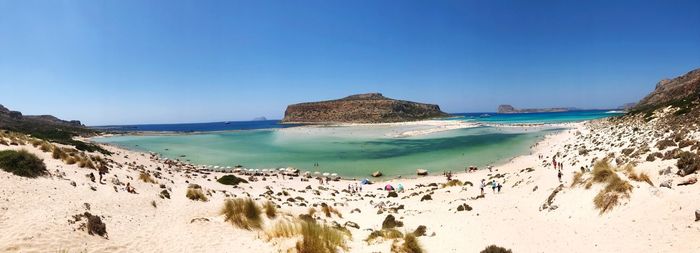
[0,121,699,253]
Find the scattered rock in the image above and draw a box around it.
[456,203,472,212]
[660,180,673,189]
[344,221,360,229]
[540,184,563,211]
[190,217,210,223]
[416,169,428,176]
[532,186,538,192]
[387,191,398,198]
[696,209,700,222]
[372,171,383,177]
[420,194,432,201]
[678,177,697,186]
[658,166,673,176]
[413,225,427,236]
[382,214,403,229]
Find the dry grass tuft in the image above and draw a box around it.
[263,201,277,218]
[320,203,342,218]
[591,160,615,183]
[593,175,633,214]
[366,228,403,244]
[186,188,208,202]
[295,221,349,253]
[267,219,349,253]
[572,160,634,214]
[139,172,157,184]
[443,179,463,187]
[624,165,654,186]
[221,198,262,230]
[391,233,423,253]
[571,171,584,187]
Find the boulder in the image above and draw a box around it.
[416,169,428,176]
[420,194,432,201]
[660,180,673,189]
[382,214,403,229]
[658,166,673,176]
[344,221,360,229]
[387,191,398,198]
[413,225,427,236]
[371,171,383,177]
[696,209,700,222]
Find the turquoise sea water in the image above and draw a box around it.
[94,110,621,178]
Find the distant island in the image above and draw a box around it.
[282,93,448,123]
[497,104,572,114]
[252,116,267,121]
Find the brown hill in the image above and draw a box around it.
[631,68,700,112]
[281,93,448,123]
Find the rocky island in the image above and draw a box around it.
[497,104,571,114]
[281,93,448,123]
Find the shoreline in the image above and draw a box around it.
[88,122,574,181]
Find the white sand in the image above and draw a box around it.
[1,121,699,253]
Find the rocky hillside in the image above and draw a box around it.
[631,68,700,112]
[0,104,106,153]
[282,93,448,123]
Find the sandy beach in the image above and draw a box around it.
[1,118,699,253]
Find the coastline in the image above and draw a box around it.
[3,117,699,252]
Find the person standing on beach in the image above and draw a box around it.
[557,170,563,182]
[497,182,502,193]
[480,179,486,195]
[491,179,497,193]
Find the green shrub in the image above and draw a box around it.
[217,175,248,186]
[0,149,47,178]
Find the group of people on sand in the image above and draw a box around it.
[480,179,503,195]
[347,183,363,193]
[444,171,454,180]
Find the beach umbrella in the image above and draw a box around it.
[384,184,394,191]
[361,178,370,185]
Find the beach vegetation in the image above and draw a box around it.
[267,219,349,253]
[39,142,53,152]
[186,188,208,202]
[139,172,157,184]
[221,198,262,230]
[0,149,47,178]
[572,160,634,214]
[84,212,108,237]
[623,165,653,186]
[366,228,403,244]
[571,171,584,187]
[593,175,632,214]
[65,156,77,165]
[391,233,423,253]
[295,220,349,253]
[443,179,463,187]
[263,201,277,218]
[217,174,248,186]
[480,245,513,253]
[321,203,342,218]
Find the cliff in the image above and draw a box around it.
[281,93,448,123]
[631,68,700,112]
[497,104,570,114]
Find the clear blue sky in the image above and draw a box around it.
[1,0,699,125]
